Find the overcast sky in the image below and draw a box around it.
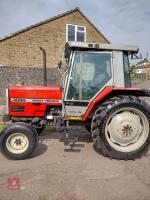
[0,0,150,57]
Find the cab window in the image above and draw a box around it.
[67,51,112,100]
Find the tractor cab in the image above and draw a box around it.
[61,42,139,118]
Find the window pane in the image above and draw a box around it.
[68,25,75,41]
[77,26,84,31]
[67,52,112,100]
[77,31,84,42]
[123,53,131,87]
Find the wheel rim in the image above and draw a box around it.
[105,107,149,153]
[6,133,29,154]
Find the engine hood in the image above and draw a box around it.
[9,86,62,101]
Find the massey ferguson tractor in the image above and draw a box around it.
[1,41,150,160]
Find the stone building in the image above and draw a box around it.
[0,7,109,103]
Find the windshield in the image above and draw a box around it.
[66,51,112,100]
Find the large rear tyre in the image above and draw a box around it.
[0,124,38,160]
[91,96,150,160]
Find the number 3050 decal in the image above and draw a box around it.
[11,98,62,103]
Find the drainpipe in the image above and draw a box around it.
[40,47,47,86]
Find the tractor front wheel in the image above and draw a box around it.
[0,124,38,160]
[91,96,150,160]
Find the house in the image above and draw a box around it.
[133,58,150,74]
[0,7,109,68]
[0,7,109,103]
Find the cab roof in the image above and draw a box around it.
[65,42,139,58]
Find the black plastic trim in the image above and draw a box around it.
[64,101,89,106]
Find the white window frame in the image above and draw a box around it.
[66,24,86,42]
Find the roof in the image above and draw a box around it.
[136,58,150,68]
[0,7,109,43]
[136,58,149,65]
[66,41,139,52]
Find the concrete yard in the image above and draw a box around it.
[0,127,150,200]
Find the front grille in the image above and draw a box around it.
[11,106,24,112]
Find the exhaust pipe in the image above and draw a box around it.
[40,47,47,86]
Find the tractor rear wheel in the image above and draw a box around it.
[91,96,150,160]
[0,123,38,160]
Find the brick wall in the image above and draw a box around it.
[0,10,108,68]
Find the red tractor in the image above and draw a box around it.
[1,42,150,160]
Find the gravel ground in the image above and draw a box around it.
[0,127,150,200]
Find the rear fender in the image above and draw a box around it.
[82,87,150,121]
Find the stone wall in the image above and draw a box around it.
[0,66,61,105]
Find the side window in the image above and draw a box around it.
[123,52,131,87]
[67,24,86,42]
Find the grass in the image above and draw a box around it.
[0,123,7,133]
[43,125,56,133]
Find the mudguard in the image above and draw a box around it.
[82,87,150,121]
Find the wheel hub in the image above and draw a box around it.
[6,133,29,154]
[107,111,142,146]
[14,138,23,146]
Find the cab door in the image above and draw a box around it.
[63,51,113,118]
